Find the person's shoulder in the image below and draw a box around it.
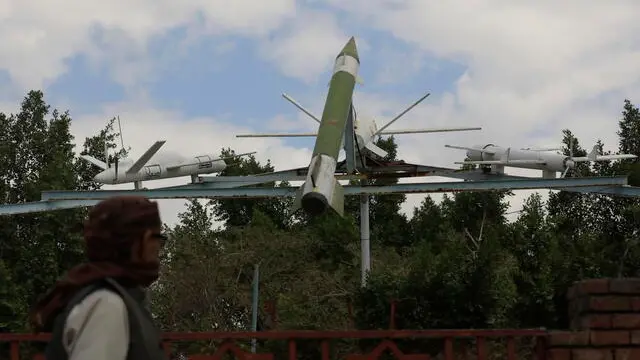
[75,287,125,310]
[63,288,130,353]
[67,287,127,324]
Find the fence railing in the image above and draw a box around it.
[0,329,548,360]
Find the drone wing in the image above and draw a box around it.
[125,141,166,174]
[455,159,546,165]
[379,127,481,135]
[79,155,108,170]
[444,144,496,155]
[235,133,317,138]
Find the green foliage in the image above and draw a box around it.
[4,91,640,357]
[618,99,640,156]
[209,148,294,229]
[0,91,120,332]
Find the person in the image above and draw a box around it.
[30,195,168,360]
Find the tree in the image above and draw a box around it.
[209,148,293,230]
[596,99,640,277]
[441,144,513,249]
[617,99,640,156]
[506,193,558,327]
[408,197,445,250]
[151,200,227,333]
[0,91,91,331]
[0,91,127,333]
[547,129,594,236]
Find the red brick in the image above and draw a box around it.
[631,330,640,344]
[589,330,630,346]
[631,297,640,311]
[548,348,571,360]
[572,314,612,330]
[572,348,613,360]
[609,278,640,294]
[612,314,640,329]
[588,296,631,312]
[614,348,640,360]
[549,330,590,346]
[568,279,611,300]
[570,296,631,319]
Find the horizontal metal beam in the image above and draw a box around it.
[194,173,366,189]
[0,176,633,216]
[559,185,640,198]
[195,164,528,188]
[41,176,628,201]
[181,169,533,190]
[0,200,101,215]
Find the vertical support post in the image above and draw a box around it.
[251,263,260,353]
[360,179,371,286]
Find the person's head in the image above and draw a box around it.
[82,195,165,286]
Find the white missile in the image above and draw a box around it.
[445,143,637,178]
[80,140,256,189]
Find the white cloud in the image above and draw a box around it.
[258,9,352,84]
[0,0,297,90]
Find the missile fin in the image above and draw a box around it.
[364,142,388,158]
[329,180,344,217]
[290,184,304,213]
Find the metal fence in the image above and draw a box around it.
[0,328,548,360]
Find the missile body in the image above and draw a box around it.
[294,37,360,216]
[466,144,570,172]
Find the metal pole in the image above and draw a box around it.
[251,263,259,353]
[360,179,371,286]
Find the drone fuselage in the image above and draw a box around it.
[466,144,571,172]
[94,154,227,185]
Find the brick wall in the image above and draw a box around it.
[548,278,640,360]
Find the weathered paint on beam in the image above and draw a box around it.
[41,176,628,201]
[0,200,101,215]
[558,185,640,198]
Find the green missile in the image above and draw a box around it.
[292,37,360,217]
[312,36,359,159]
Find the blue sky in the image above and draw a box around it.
[46,26,466,134]
[1,1,638,224]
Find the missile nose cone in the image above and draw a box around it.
[339,36,359,62]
